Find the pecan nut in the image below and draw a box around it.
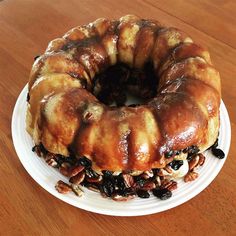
[198,153,205,166]
[55,180,72,194]
[70,165,85,177]
[59,166,71,177]
[141,181,156,191]
[122,174,134,187]
[161,180,177,191]
[188,155,200,171]
[164,166,173,174]
[184,171,199,182]
[71,184,83,197]
[69,171,85,184]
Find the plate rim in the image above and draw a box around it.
[11,84,231,216]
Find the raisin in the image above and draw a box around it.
[85,168,99,178]
[100,179,115,197]
[120,187,135,197]
[114,175,126,191]
[168,160,183,171]
[137,190,150,198]
[102,170,113,178]
[165,150,174,158]
[133,176,146,188]
[212,148,225,159]
[77,156,92,168]
[128,104,140,107]
[187,145,200,156]
[152,188,172,200]
[64,156,77,166]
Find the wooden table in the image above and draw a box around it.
[1,0,235,235]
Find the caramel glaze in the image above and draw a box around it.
[27,15,221,172]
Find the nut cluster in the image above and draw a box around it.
[32,139,225,201]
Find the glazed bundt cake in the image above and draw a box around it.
[27,15,222,200]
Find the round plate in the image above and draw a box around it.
[12,85,231,216]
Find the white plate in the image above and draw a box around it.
[12,85,231,216]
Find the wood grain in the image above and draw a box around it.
[0,0,235,235]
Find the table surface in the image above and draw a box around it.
[0,0,236,235]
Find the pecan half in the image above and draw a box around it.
[59,166,71,177]
[188,155,200,171]
[71,184,83,197]
[55,180,72,194]
[184,171,199,182]
[70,165,85,177]
[141,181,156,191]
[164,166,173,174]
[198,154,205,166]
[69,171,85,184]
[123,174,134,187]
[87,184,100,193]
[161,180,177,191]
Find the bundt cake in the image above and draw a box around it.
[26,15,222,200]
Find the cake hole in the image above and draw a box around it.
[93,62,158,107]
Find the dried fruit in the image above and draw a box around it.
[102,170,113,178]
[85,168,99,178]
[54,155,66,166]
[152,188,172,200]
[77,156,92,168]
[128,104,140,107]
[100,179,115,197]
[165,150,174,158]
[212,148,225,159]
[114,175,126,191]
[169,160,184,171]
[137,190,150,198]
[32,144,46,157]
[187,145,200,158]
[133,176,146,188]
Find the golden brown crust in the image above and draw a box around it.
[27,15,221,171]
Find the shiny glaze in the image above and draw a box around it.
[27,15,221,171]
